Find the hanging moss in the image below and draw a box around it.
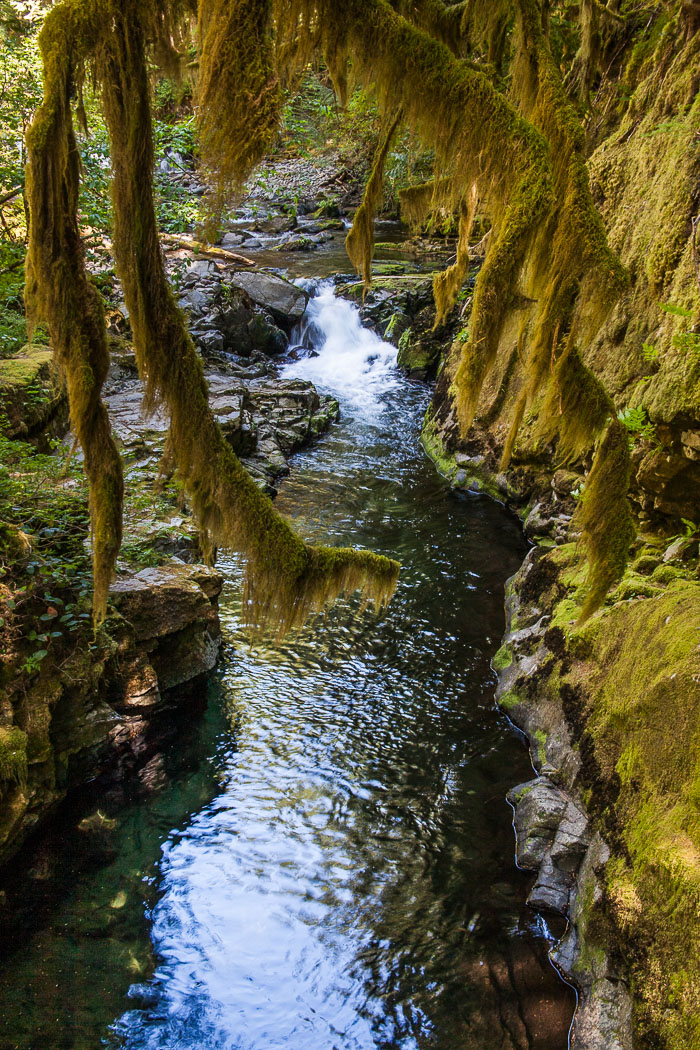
[574,418,635,621]
[96,1,398,632]
[433,183,477,327]
[25,0,635,624]
[399,177,454,231]
[536,344,613,465]
[25,1,123,625]
[460,0,514,70]
[394,0,468,54]
[197,0,282,206]
[345,112,402,290]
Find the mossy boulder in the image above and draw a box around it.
[0,346,64,440]
[396,329,442,378]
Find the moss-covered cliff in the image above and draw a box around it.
[422,10,700,1046]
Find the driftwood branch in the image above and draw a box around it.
[160,233,255,267]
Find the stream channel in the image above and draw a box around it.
[0,279,575,1049]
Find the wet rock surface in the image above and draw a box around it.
[497,550,635,1050]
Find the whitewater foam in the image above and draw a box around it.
[282,283,399,420]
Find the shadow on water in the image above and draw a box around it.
[0,284,575,1050]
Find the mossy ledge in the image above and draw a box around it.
[495,544,700,1050]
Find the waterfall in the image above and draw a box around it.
[282,283,399,419]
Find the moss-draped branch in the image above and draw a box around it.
[26,0,399,630]
[26,0,634,622]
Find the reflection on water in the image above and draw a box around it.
[0,285,574,1050]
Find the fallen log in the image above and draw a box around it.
[160,232,255,267]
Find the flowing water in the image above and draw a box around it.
[0,285,575,1049]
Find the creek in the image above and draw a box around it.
[0,283,575,1049]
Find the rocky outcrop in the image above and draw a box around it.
[105,338,339,499]
[497,550,635,1050]
[0,562,222,866]
[110,564,222,700]
[174,259,291,355]
[0,346,66,441]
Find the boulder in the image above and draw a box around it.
[508,777,568,869]
[227,271,308,326]
[110,563,222,641]
[180,260,219,286]
[190,288,288,358]
[110,564,223,697]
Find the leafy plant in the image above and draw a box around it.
[659,303,700,357]
[660,302,693,318]
[672,330,700,355]
[617,406,658,446]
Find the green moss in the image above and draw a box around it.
[650,563,685,585]
[26,3,124,624]
[198,0,282,211]
[433,187,477,327]
[0,346,53,388]
[562,580,700,1045]
[492,644,512,671]
[0,726,28,792]
[533,728,547,765]
[420,411,459,482]
[511,781,534,803]
[498,689,522,712]
[612,577,663,601]
[574,419,635,620]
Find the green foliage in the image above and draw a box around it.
[0,427,90,571]
[661,301,693,318]
[658,301,700,357]
[153,116,201,233]
[617,405,658,446]
[673,330,700,356]
[78,122,113,233]
[281,75,336,156]
[0,3,42,204]
[0,423,94,671]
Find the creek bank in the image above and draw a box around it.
[0,560,223,865]
[407,29,700,1035]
